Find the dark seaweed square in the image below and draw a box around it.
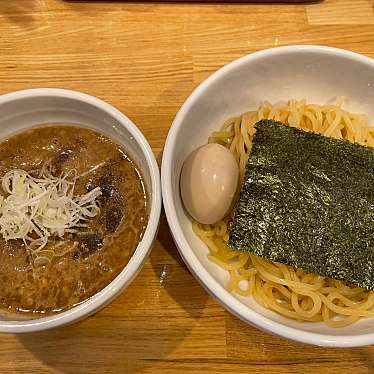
[229,120,374,290]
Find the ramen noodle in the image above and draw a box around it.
[193,98,374,327]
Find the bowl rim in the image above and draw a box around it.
[0,88,162,333]
[161,45,374,347]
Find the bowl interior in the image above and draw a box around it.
[166,47,374,342]
[0,91,155,324]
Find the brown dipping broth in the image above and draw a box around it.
[0,126,148,317]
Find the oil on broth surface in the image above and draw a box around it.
[0,126,148,317]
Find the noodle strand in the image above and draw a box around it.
[194,99,374,327]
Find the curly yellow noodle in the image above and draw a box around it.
[193,99,374,327]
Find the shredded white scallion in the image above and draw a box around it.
[0,168,101,262]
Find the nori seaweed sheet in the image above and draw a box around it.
[228,120,374,290]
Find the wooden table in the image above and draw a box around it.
[0,0,374,373]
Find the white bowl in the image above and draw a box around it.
[0,88,161,333]
[162,45,374,347]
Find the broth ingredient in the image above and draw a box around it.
[0,126,148,317]
[0,168,101,266]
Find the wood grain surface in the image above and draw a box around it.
[0,0,374,373]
